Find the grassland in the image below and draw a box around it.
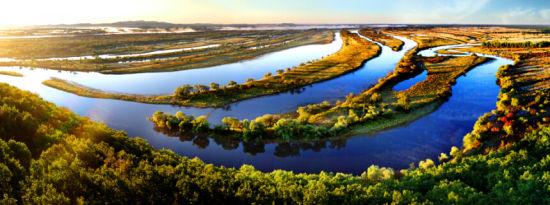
[42,30,381,107]
[0,30,333,74]
[42,77,172,104]
[0,70,23,77]
[385,27,469,49]
[359,28,404,51]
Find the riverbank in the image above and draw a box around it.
[0,70,23,77]
[454,45,549,154]
[359,29,404,51]
[0,30,334,74]
[149,52,491,141]
[2,80,550,204]
[341,55,490,135]
[42,77,173,104]
[42,30,380,107]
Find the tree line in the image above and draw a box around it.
[1,82,549,204]
[482,41,550,48]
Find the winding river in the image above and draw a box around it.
[0,33,342,95]
[0,33,512,174]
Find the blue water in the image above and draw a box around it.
[0,32,342,95]
[0,34,511,174]
[393,70,428,91]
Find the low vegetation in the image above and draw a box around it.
[0,30,333,74]
[42,30,381,108]
[455,42,550,154]
[1,81,549,204]
[0,70,23,77]
[385,28,466,49]
[359,28,404,51]
[42,77,173,104]
[482,41,550,48]
[151,51,490,141]
[1,26,549,204]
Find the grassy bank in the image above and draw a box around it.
[150,51,491,141]
[169,30,381,106]
[359,29,404,51]
[340,55,490,134]
[0,30,333,74]
[42,30,381,108]
[385,28,466,49]
[42,77,173,104]
[0,70,23,77]
[454,44,549,153]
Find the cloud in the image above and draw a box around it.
[540,9,550,20]
[499,8,550,24]
[398,0,492,24]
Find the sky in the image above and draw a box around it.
[0,0,548,26]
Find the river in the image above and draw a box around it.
[0,33,511,174]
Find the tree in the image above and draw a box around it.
[242,121,267,140]
[254,114,279,127]
[191,116,210,132]
[370,93,381,103]
[174,84,193,98]
[175,111,195,130]
[193,84,210,93]
[397,94,411,111]
[361,165,394,183]
[210,83,220,90]
[222,117,242,131]
[227,81,238,87]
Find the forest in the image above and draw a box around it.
[0,22,549,204]
[1,82,549,204]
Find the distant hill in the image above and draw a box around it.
[35,21,357,31]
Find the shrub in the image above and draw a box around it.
[222,117,242,131]
[174,84,194,98]
[210,82,220,90]
[396,95,411,111]
[191,116,209,132]
[370,93,382,103]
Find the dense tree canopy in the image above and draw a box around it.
[0,81,549,204]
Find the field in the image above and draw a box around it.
[0,30,333,73]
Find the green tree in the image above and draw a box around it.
[210,82,220,90]
[174,84,193,98]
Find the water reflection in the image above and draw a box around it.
[155,125,350,158]
[142,43,512,174]
[1,34,512,174]
[0,33,342,95]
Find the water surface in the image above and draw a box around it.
[0,37,510,174]
[0,33,342,95]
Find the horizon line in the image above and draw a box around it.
[2,20,549,29]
